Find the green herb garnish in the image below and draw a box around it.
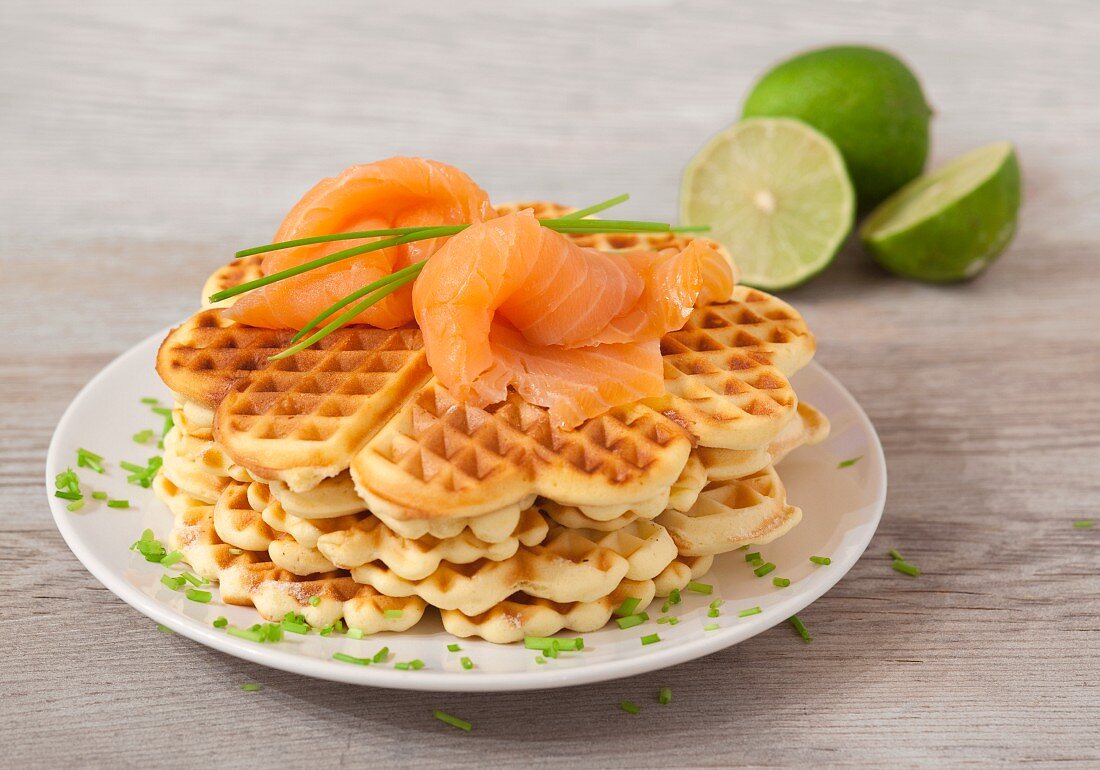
[837,456,862,468]
[76,448,106,474]
[185,588,212,603]
[107,499,130,509]
[433,709,472,732]
[788,615,813,643]
[240,683,262,692]
[616,613,649,630]
[892,560,921,577]
[810,556,831,566]
[614,597,641,617]
[213,616,228,628]
[658,687,672,705]
[1074,519,1095,529]
[704,623,720,631]
[619,701,641,714]
[773,577,791,588]
[333,652,371,666]
[753,562,776,577]
[640,633,661,646]
[460,657,473,670]
[685,581,713,595]
[737,606,762,618]
[447,643,461,652]
[372,646,390,664]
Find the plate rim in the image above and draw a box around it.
[47,326,887,692]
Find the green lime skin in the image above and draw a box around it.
[860,143,1020,283]
[743,45,932,210]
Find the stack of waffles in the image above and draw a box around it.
[152,203,828,643]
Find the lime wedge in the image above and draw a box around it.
[680,118,855,290]
[859,141,1020,282]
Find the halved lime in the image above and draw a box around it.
[860,141,1020,282]
[680,118,855,291]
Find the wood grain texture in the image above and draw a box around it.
[1,1,1098,767]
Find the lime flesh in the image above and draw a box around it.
[680,118,855,291]
[860,141,1020,282]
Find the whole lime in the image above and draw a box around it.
[743,45,932,209]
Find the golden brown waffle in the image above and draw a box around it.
[441,579,656,644]
[160,427,231,503]
[316,508,549,581]
[350,523,678,615]
[201,254,265,309]
[657,465,800,556]
[214,325,432,491]
[652,554,715,597]
[352,382,692,522]
[212,480,278,552]
[696,401,830,481]
[218,562,426,633]
[172,398,216,440]
[266,473,367,519]
[268,533,338,575]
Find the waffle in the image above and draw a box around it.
[350,522,678,616]
[212,480,277,552]
[160,427,231,503]
[352,382,693,522]
[696,401,830,481]
[172,398,216,441]
[369,499,535,543]
[201,254,265,309]
[316,508,549,581]
[652,554,715,597]
[657,465,801,556]
[441,579,656,644]
[266,473,367,519]
[268,533,338,575]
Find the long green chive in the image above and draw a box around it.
[236,225,446,258]
[754,562,776,577]
[704,622,720,631]
[160,574,185,591]
[55,490,82,501]
[773,577,791,588]
[180,572,203,586]
[333,652,371,666]
[892,560,921,577]
[160,550,184,567]
[614,596,641,617]
[745,552,761,562]
[213,616,228,628]
[282,620,310,635]
[640,633,661,646]
[140,397,160,405]
[240,683,262,692]
[185,588,212,603]
[372,646,389,663]
[524,636,583,652]
[616,613,649,630]
[658,687,672,705]
[558,193,630,220]
[620,701,641,715]
[1074,519,1095,528]
[66,499,85,512]
[91,491,108,500]
[77,448,105,474]
[447,643,461,652]
[838,456,862,468]
[433,709,472,732]
[308,596,321,606]
[107,499,130,509]
[383,609,404,619]
[788,615,813,643]
[227,627,266,643]
[737,606,762,618]
[460,656,473,670]
[686,581,713,595]
[810,556,832,566]
[888,548,905,561]
[346,627,364,639]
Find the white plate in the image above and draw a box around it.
[47,328,886,692]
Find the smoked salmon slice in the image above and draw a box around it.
[224,157,495,330]
[412,209,734,427]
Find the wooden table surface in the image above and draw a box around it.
[2,1,1097,767]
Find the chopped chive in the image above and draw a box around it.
[227,626,266,643]
[534,656,547,665]
[837,456,862,468]
[788,615,813,643]
[616,612,649,630]
[132,429,154,444]
[308,596,321,606]
[66,499,85,512]
[686,581,713,595]
[661,599,671,613]
[745,551,761,562]
[810,556,832,566]
[160,550,184,567]
[282,620,310,635]
[892,560,921,577]
[76,448,106,474]
[668,588,682,605]
[737,606,762,617]
[213,616,228,628]
[264,623,284,642]
[620,701,641,714]
[656,616,672,624]
[107,499,130,509]
[91,491,108,500]
[140,397,160,405]
[156,624,174,634]
[460,656,473,670]
[372,646,389,664]
[433,709,472,732]
[888,548,905,561]
[447,643,461,652]
[319,624,334,636]
[160,574,185,591]
[668,616,679,625]
[640,633,661,646]
[240,683,262,692]
[543,645,559,659]
[333,652,371,666]
[658,686,672,705]
[180,572,203,587]
[410,659,425,670]
[524,636,583,652]
[394,662,410,671]
[614,596,641,617]
[54,490,82,501]
[709,599,724,609]
[754,562,776,577]
[704,622,720,631]
[773,577,791,588]
[383,609,403,619]
[346,628,364,640]
[185,588,212,603]
[1074,519,1095,529]
[707,607,720,618]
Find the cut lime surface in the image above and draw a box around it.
[743,45,932,210]
[680,118,855,291]
[860,141,1020,282]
